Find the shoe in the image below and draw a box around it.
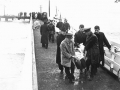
[71,75,75,81]
[65,75,69,80]
[69,79,74,83]
[87,75,93,81]
[88,77,93,81]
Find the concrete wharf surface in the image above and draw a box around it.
[34,28,120,90]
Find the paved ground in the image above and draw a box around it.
[34,28,120,90]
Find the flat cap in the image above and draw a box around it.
[84,28,91,32]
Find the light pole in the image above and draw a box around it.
[40,5,42,13]
[4,5,6,16]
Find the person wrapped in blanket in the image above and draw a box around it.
[84,28,100,81]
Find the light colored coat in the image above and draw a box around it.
[60,38,75,67]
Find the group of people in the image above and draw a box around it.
[40,18,70,49]
[40,17,111,83]
[40,19,55,49]
[56,23,111,83]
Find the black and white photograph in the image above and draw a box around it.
[0,0,120,90]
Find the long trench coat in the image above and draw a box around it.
[85,33,100,64]
[94,32,111,59]
[60,38,75,67]
[56,34,66,64]
[40,23,49,44]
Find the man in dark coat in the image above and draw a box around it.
[74,24,86,76]
[40,21,49,49]
[94,25,111,67]
[56,31,66,74]
[74,24,86,47]
[48,20,55,43]
[84,28,100,81]
[56,19,64,31]
[63,19,70,33]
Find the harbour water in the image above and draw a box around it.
[0,20,30,90]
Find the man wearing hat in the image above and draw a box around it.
[94,25,111,67]
[60,31,75,82]
[84,28,100,81]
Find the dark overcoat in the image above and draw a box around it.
[85,33,100,64]
[56,22,65,31]
[63,22,70,32]
[56,34,65,64]
[40,23,49,44]
[74,30,87,46]
[94,32,111,54]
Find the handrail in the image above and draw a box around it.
[104,40,120,71]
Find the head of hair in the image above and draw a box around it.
[79,24,84,29]
[94,25,100,30]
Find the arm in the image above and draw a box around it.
[74,34,79,47]
[68,23,70,30]
[103,33,111,49]
[60,42,73,59]
[56,36,61,46]
[56,22,59,28]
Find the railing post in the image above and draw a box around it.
[110,44,115,72]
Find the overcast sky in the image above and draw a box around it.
[0,0,120,32]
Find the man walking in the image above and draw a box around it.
[40,20,49,49]
[48,20,55,43]
[94,25,111,67]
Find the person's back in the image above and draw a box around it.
[56,19,64,31]
[41,23,49,35]
[40,22,49,48]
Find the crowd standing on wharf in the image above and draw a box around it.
[38,15,111,83]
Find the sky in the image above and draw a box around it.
[0,0,120,32]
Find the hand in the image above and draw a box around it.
[73,56,80,60]
[109,48,111,51]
